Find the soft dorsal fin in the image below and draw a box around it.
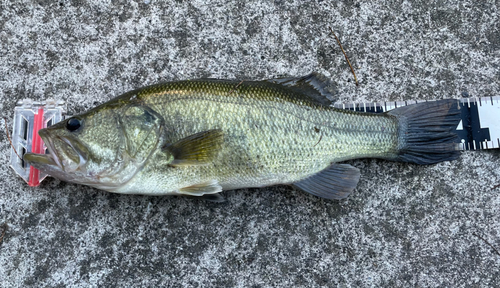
[265,72,336,106]
[164,129,224,166]
[293,163,360,200]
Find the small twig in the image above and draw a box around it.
[227,80,244,96]
[0,223,7,244]
[3,117,22,161]
[492,184,500,190]
[329,27,359,86]
[313,135,323,147]
[472,232,500,257]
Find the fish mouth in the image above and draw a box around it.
[23,151,58,168]
[23,129,85,176]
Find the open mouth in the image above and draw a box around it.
[23,128,81,173]
[23,129,60,171]
[23,151,58,168]
[40,129,63,167]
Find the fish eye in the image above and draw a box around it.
[66,118,82,132]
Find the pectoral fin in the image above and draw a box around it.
[165,129,224,166]
[293,164,360,200]
[179,180,223,196]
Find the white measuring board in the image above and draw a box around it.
[464,97,500,150]
[334,96,500,150]
[9,97,499,186]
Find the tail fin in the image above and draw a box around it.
[387,99,461,165]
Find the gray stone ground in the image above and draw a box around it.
[0,0,499,287]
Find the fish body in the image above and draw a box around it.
[24,73,460,200]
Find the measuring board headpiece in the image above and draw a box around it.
[9,99,66,187]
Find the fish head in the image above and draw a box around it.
[24,102,165,190]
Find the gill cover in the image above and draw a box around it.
[119,105,165,166]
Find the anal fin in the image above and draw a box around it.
[293,164,360,200]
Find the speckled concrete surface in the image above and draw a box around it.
[1,1,499,287]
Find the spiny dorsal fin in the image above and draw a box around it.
[293,163,360,200]
[165,129,224,166]
[266,72,336,106]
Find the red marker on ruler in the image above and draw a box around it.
[27,108,44,186]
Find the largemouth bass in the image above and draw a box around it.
[24,73,461,201]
